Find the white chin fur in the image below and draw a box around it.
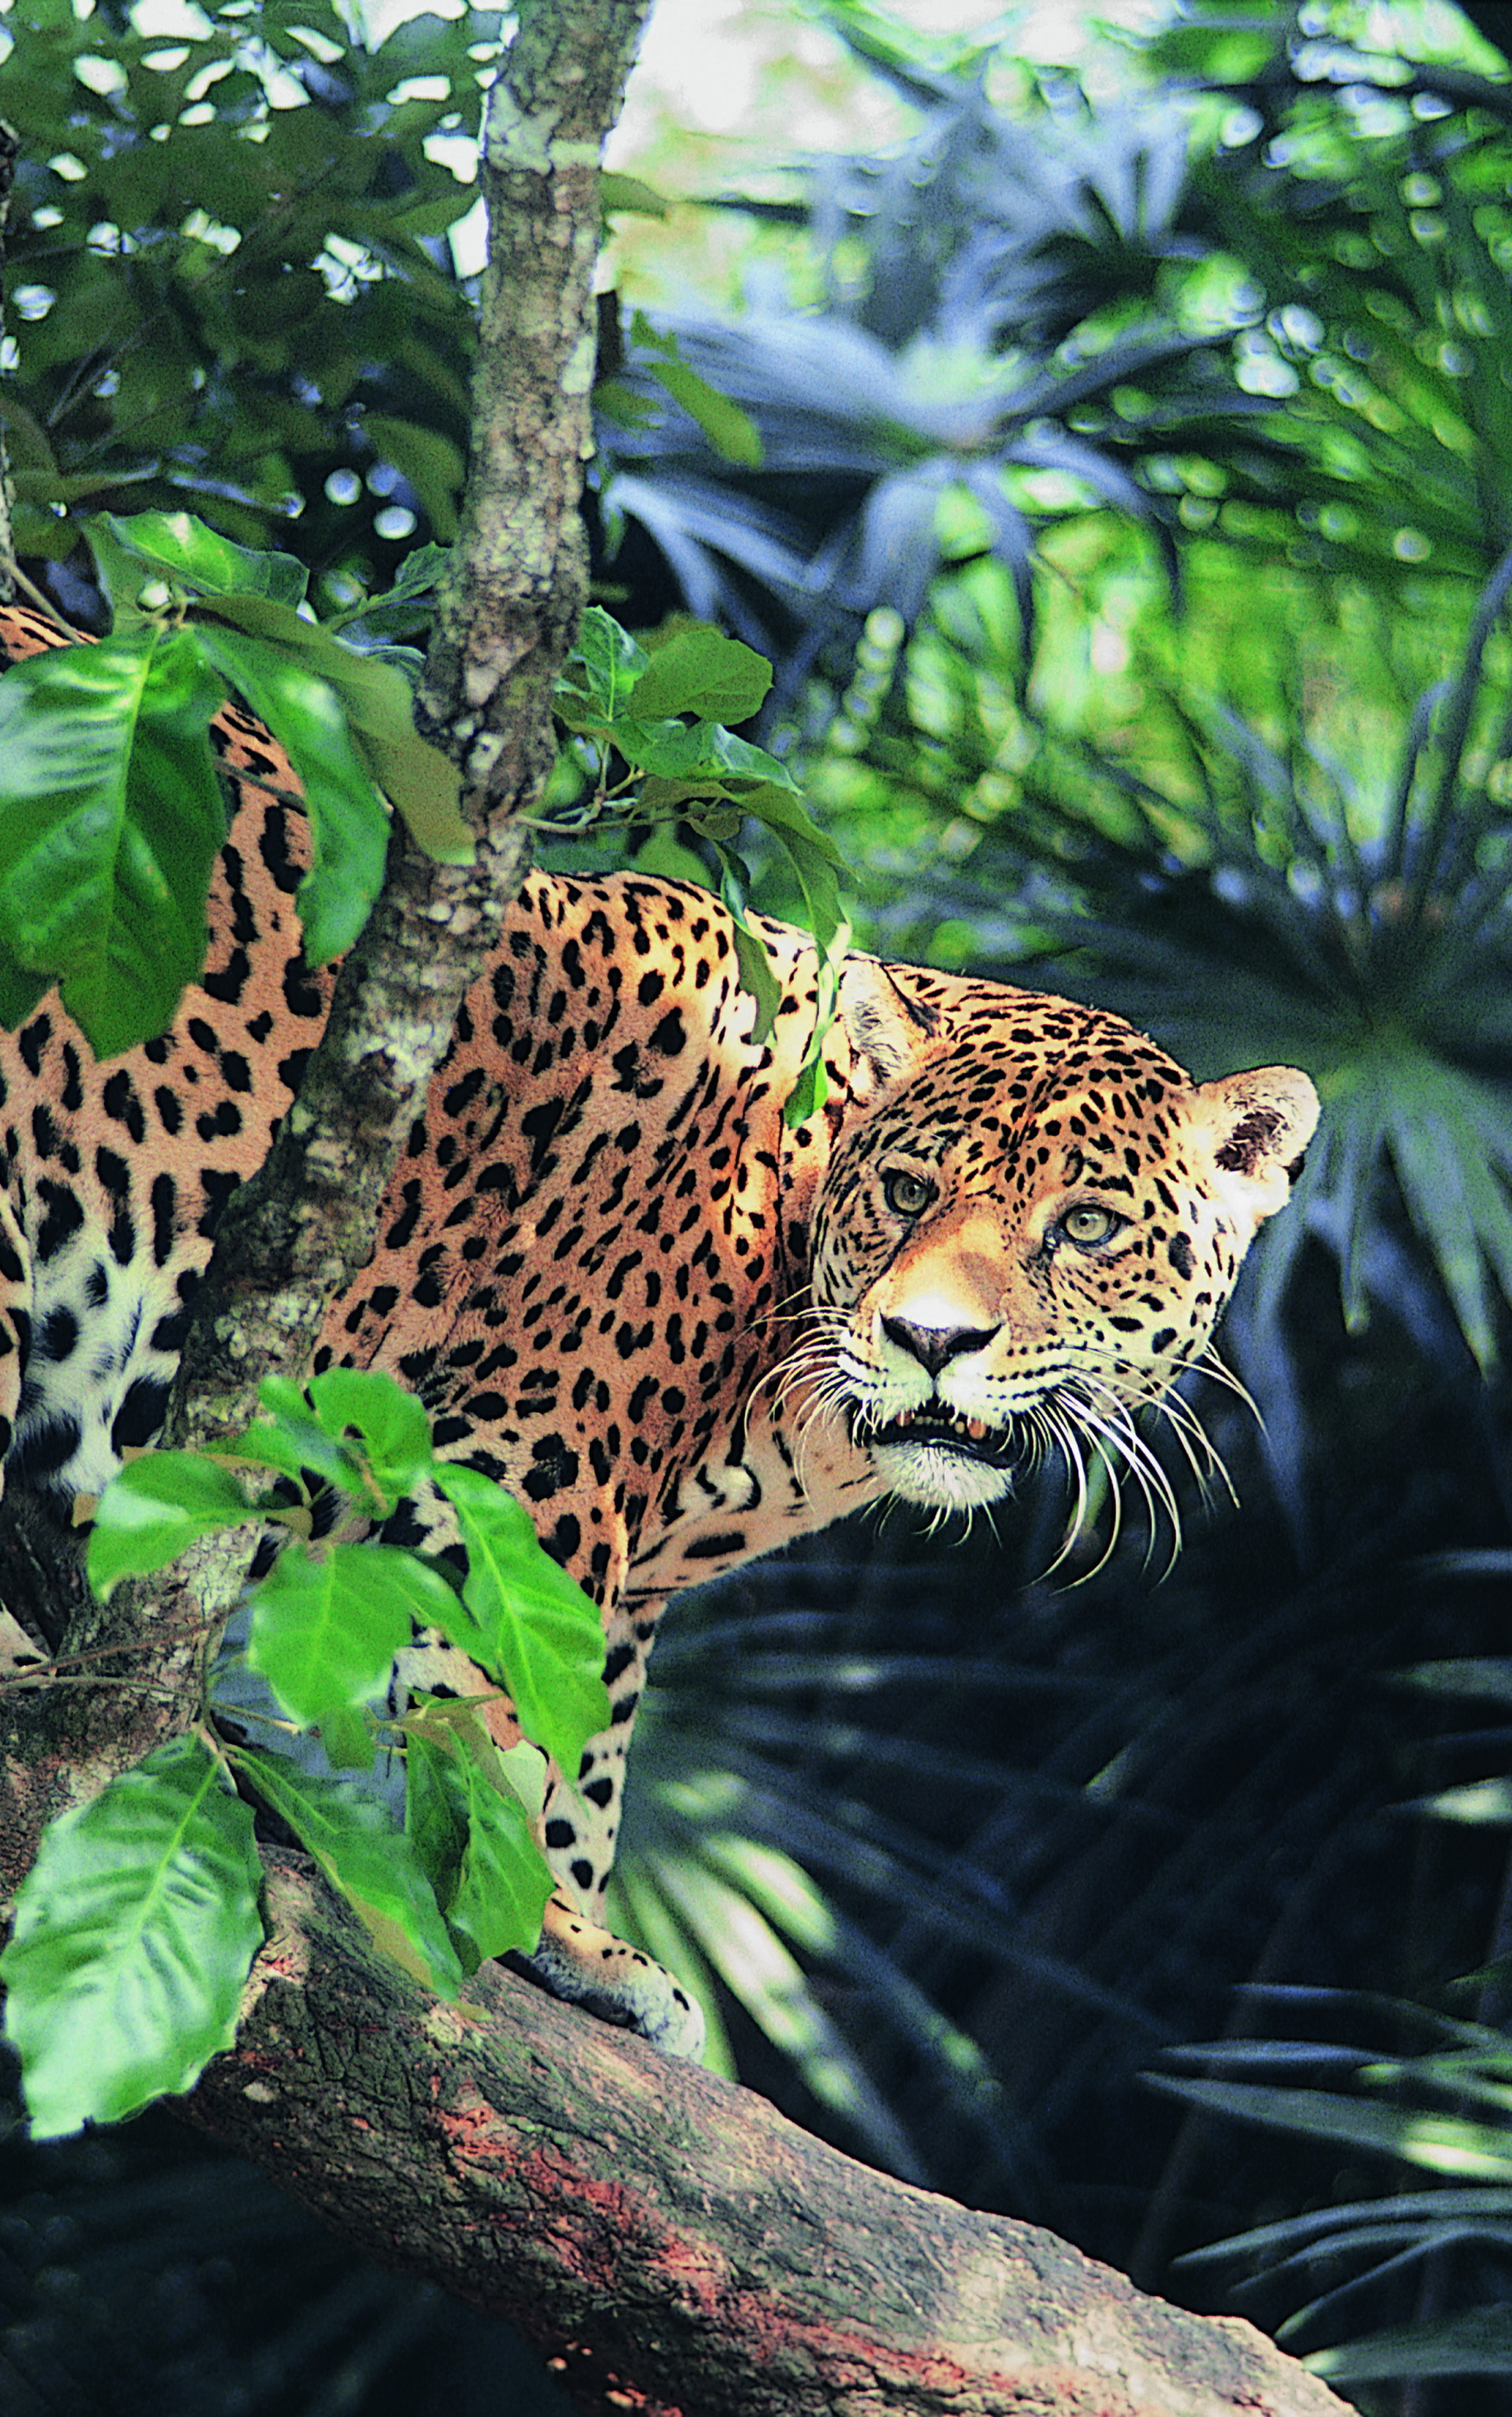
[870,1436,1017,1511]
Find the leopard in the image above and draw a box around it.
[0,599,1319,2056]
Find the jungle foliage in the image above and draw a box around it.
[6,3,1512,2414]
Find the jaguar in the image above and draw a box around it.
[0,600,1319,2054]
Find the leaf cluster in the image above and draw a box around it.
[1161,1975,1512,2388]
[3,0,483,579]
[0,510,471,1055]
[549,604,847,1120]
[1,1368,612,2139]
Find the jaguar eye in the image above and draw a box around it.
[883,1169,934,1218]
[1059,1203,1123,1248]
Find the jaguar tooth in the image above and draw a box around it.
[966,1417,987,1441]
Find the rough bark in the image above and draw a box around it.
[186,1853,1347,2417]
[0,9,1352,2416]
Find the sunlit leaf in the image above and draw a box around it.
[87,1451,256,1599]
[431,1464,610,1776]
[1,1736,262,2137]
[229,1746,463,1998]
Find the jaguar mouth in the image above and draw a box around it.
[857,1400,1028,1474]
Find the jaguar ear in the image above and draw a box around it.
[837,956,942,1102]
[1187,1065,1320,1236]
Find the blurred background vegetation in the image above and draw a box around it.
[8,0,1512,2410]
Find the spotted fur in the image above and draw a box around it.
[0,603,1319,2054]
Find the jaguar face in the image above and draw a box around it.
[797,1007,1319,1518]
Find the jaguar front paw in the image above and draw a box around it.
[506,1895,706,2060]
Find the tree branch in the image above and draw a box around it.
[185,1853,1348,2417]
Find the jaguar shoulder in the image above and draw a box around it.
[0,602,1319,2054]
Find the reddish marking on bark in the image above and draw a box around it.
[663,2298,1199,2416]
[437,2094,517,2161]
[438,2094,671,2290]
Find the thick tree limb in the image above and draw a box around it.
[186,1853,1348,2417]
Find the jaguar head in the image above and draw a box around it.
[797,962,1319,1518]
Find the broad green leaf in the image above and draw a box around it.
[647,361,764,468]
[188,622,390,963]
[97,509,308,606]
[404,1712,551,1968]
[404,1727,470,1909]
[195,593,472,866]
[715,849,782,1045]
[306,1367,436,1507]
[72,628,227,1051]
[330,543,449,643]
[318,1702,376,1773]
[432,1464,611,1775]
[556,607,649,727]
[87,1451,256,1599]
[615,723,806,798]
[445,1760,552,1966]
[1,1736,262,2137]
[758,816,850,1128]
[0,954,48,1027]
[632,627,772,725]
[211,1375,369,1494]
[0,628,227,1051]
[601,170,668,217]
[229,1746,463,1997]
[247,1540,457,1729]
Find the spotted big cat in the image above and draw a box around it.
[0,603,1319,2053]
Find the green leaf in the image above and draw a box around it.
[246,1539,457,1730]
[207,1373,368,1496]
[318,1702,376,1773]
[96,510,308,607]
[0,1736,263,2138]
[188,621,390,962]
[329,542,449,642]
[228,1745,463,1997]
[647,361,764,468]
[361,414,464,542]
[556,606,649,727]
[404,1727,470,1909]
[0,628,228,1052]
[715,849,782,1045]
[1310,2307,1512,2382]
[197,592,472,866]
[632,627,772,724]
[741,798,850,1128]
[1150,2074,1512,2180]
[0,953,48,1028]
[305,1368,436,1508]
[404,1710,552,1967]
[87,1451,256,1599]
[601,170,669,218]
[431,1464,611,1776]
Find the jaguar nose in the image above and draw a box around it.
[880,1316,1001,1379]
